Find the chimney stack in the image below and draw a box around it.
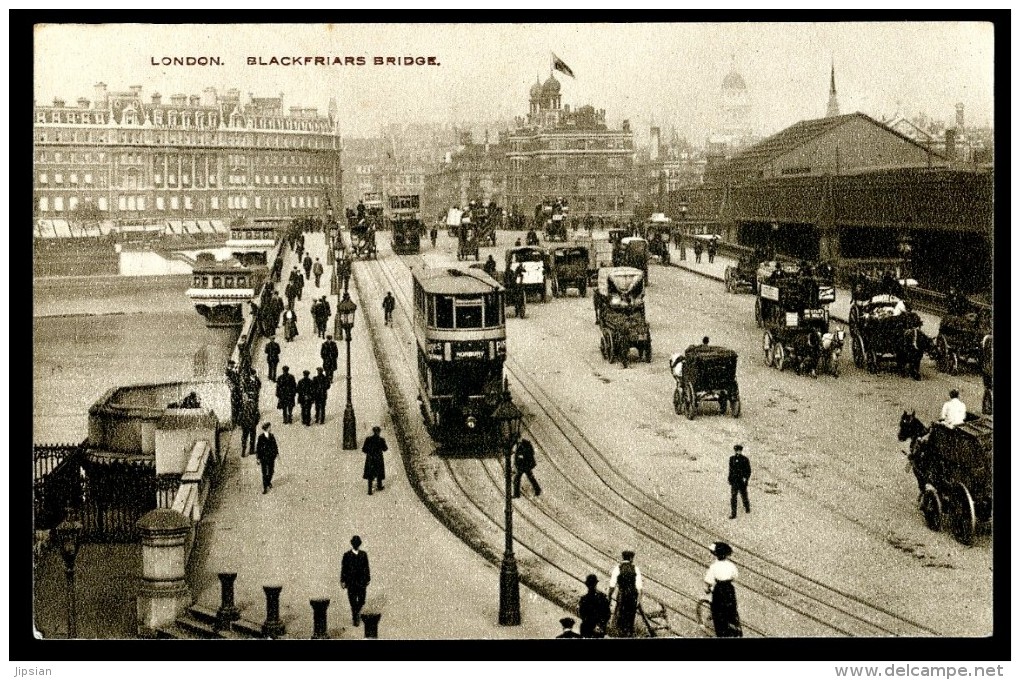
[94,82,108,105]
[77,98,90,109]
[130,85,143,96]
[152,92,162,105]
[53,98,65,108]
[650,126,661,162]
[944,128,957,161]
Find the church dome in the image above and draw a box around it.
[542,75,561,95]
[722,70,747,90]
[529,79,542,99]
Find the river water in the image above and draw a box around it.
[33,275,238,443]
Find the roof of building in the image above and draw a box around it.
[413,266,502,294]
[722,71,747,90]
[543,75,561,95]
[711,112,943,182]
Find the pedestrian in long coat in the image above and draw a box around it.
[728,444,752,519]
[238,394,260,458]
[513,438,542,497]
[608,550,642,638]
[312,258,324,287]
[310,298,323,336]
[312,367,330,424]
[321,335,339,383]
[578,574,611,638]
[255,422,279,494]
[270,293,285,331]
[285,281,298,310]
[297,370,314,426]
[275,366,297,424]
[362,426,388,494]
[303,253,313,279]
[340,535,371,626]
[264,337,281,381]
[294,270,305,301]
[283,308,299,342]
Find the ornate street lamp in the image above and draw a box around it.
[54,510,83,638]
[492,391,523,626]
[336,292,358,450]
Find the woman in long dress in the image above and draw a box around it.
[283,309,299,342]
[704,542,742,637]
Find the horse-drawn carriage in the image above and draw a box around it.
[545,213,568,241]
[613,237,649,283]
[536,198,569,240]
[595,267,651,368]
[349,221,377,259]
[932,294,992,375]
[899,413,993,545]
[550,246,590,297]
[724,245,767,294]
[506,246,551,302]
[848,272,928,379]
[756,263,839,377]
[670,345,740,420]
[643,214,672,265]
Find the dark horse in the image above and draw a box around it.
[897,411,931,495]
[897,325,932,380]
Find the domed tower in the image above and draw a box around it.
[541,74,562,111]
[720,65,751,136]
[529,77,542,115]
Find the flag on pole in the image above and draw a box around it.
[552,52,575,78]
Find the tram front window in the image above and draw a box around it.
[436,296,454,328]
[455,300,483,329]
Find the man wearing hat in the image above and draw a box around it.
[555,616,581,638]
[704,542,741,637]
[255,422,279,494]
[362,426,388,495]
[340,535,371,626]
[264,335,281,381]
[297,370,315,426]
[608,550,643,637]
[578,573,611,638]
[728,444,752,519]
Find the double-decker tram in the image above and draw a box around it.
[412,266,507,448]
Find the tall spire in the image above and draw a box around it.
[826,59,840,118]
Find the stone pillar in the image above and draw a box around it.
[215,572,241,629]
[262,585,285,638]
[310,598,330,639]
[136,509,192,638]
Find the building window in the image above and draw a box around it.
[53,197,64,212]
[98,197,108,211]
[39,197,48,212]
[157,197,165,211]
[255,196,262,209]
[39,172,48,184]
[171,196,179,210]
[55,173,63,184]
[84,173,93,185]
[211,196,219,209]
[68,197,79,211]
[184,196,193,210]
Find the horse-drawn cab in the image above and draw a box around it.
[349,220,377,260]
[613,237,649,283]
[899,412,993,545]
[643,214,672,265]
[525,229,541,247]
[933,293,992,376]
[670,345,740,420]
[848,271,928,378]
[505,246,551,302]
[550,245,590,297]
[595,267,650,368]
[757,263,838,377]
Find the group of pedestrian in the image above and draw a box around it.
[311,296,332,338]
[282,367,331,426]
[256,288,286,339]
[286,266,306,309]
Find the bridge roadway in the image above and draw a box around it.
[354,229,990,637]
[192,231,570,639]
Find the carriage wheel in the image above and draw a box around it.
[773,343,787,371]
[982,388,993,415]
[763,333,774,367]
[920,486,943,533]
[934,335,950,372]
[850,333,863,369]
[949,483,977,545]
[551,279,560,298]
[848,305,859,334]
[754,298,763,327]
[685,382,697,420]
[946,351,959,376]
[606,333,616,364]
[673,387,683,415]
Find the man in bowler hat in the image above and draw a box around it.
[608,550,643,637]
[729,444,752,519]
[275,366,297,424]
[264,336,281,381]
[513,438,541,498]
[578,574,611,638]
[340,535,371,626]
[255,422,279,494]
[556,617,581,638]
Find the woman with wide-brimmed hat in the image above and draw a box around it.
[704,542,742,637]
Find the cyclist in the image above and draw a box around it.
[704,542,742,637]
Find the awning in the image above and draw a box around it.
[197,220,216,235]
[210,220,228,234]
[53,220,72,238]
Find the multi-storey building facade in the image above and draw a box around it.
[427,130,508,218]
[33,84,342,225]
[506,76,634,220]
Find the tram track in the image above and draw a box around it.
[359,240,940,637]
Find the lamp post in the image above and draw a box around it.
[897,233,914,280]
[54,510,83,638]
[336,292,358,450]
[492,391,523,626]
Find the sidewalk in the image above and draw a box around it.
[664,242,943,331]
[192,232,569,639]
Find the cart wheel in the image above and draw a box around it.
[949,483,977,545]
[673,387,683,415]
[935,335,950,372]
[773,343,786,371]
[754,298,763,327]
[606,333,616,364]
[730,397,741,418]
[763,333,774,367]
[685,382,696,420]
[920,486,943,532]
[982,388,993,415]
[848,305,859,334]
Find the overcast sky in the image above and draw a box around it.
[34,22,995,142]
